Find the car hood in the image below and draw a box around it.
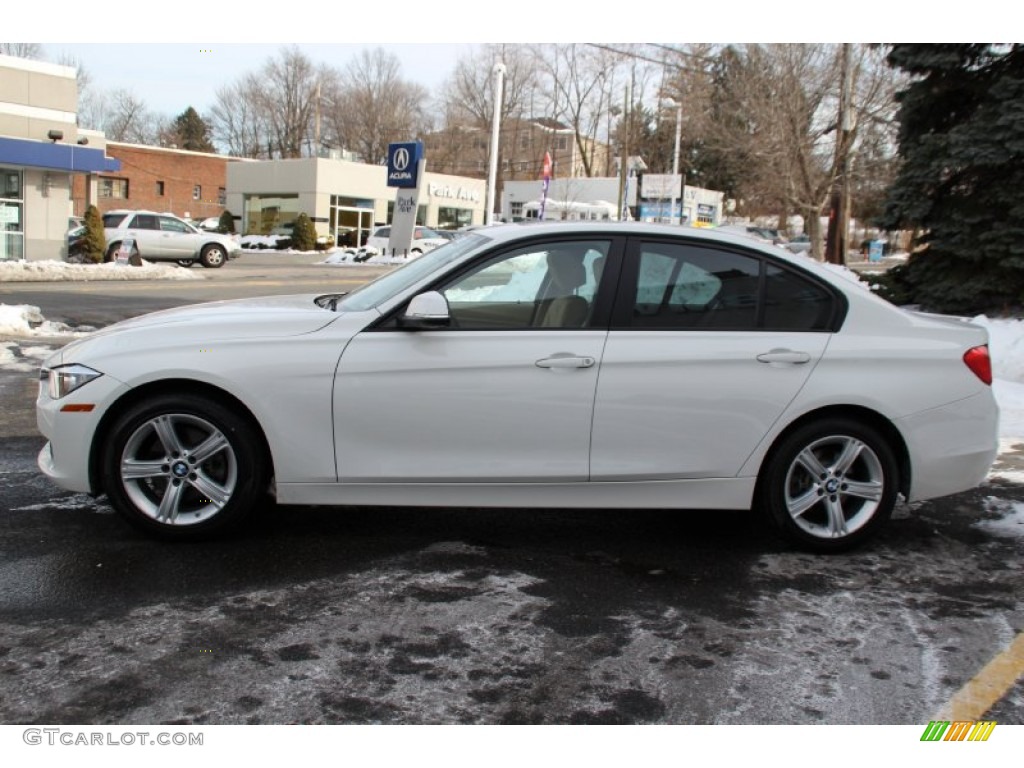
[48,294,357,368]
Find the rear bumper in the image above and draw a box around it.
[897,390,999,502]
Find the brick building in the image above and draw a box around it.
[424,118,611,183]
[71,142,248,221]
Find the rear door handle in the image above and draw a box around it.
[536,355,596,369]
[756,349,811,365]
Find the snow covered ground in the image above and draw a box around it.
[0,259,203,282]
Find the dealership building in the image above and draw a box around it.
[0,54,120,262]
[226,157,487,245]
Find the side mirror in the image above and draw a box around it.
[399,291,451,329]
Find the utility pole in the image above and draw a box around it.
[486,62,506,226]
[825,44,854,265]
[617,83,630,221]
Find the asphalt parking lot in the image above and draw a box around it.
[0,256,1021,726]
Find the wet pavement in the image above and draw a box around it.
[0,270,1021,725]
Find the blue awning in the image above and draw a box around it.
[0,136,121,173]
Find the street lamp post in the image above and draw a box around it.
[662,98,683,225]
[486,62,506,226]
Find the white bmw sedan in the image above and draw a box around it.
[37,222,999,551]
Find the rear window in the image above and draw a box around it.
[102,213,129,228]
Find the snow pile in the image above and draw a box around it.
[979,497,1024,539]
[0,341,53,372]
[0,259,203,282]
[319,247,420,266]
[0,304,94,337]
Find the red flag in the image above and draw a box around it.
[541,151,552,180]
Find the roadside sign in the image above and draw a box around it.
[115,237,135,265]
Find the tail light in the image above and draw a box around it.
[963,345,992,385]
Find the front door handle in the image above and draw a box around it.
[536,355,596,369]
[756,349,812,365]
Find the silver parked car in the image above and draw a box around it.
[101,210,242,268]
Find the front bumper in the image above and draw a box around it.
[36,373,130,494]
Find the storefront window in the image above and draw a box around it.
[243,194,300,235]
[0,168,24,262]
[437,206,473,230]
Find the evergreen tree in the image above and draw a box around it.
[169,107,215,153]
[217,210,235,234]
[880,44,1024,313]
[291,213,317,251]
[80,205,106,264]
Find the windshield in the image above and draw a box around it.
[337,234,488,312]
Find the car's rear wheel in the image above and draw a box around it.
[759,418,898,552]
[105,242,139,263]
[200,244,226,268]
[100,394,267,539]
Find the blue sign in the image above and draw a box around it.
[387,141,423,188]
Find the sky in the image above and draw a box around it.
[12,1,995,123]
[42,43,480,118]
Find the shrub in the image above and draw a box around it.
[217,210,235,234]
[80,205,106,264]
[291,213,317,252]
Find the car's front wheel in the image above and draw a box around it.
[758,418,898,552]
[199,244,226,268]
[100,394,268,539]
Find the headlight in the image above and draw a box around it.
[41,364,103,399]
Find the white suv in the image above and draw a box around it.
[102,210,242,268]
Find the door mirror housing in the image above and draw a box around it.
[399,291,451,329]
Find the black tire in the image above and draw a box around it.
[758,418,899,553]
[200,243,227,268]
[177,259,195,268]
[105,242,120,263]
[100,393,268,540]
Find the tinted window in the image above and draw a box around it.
[440,240,611,330]
[102,213,129,228]
[159,216,191,233]
[130,214,160,230]
[762,263,834,331]
[631,243,759,329]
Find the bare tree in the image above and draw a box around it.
[321,48,429,165]
[0,43,42,59]
[537,43,623,177]
[210,75,272,158]
[435,44,537,186]
[102,89,158,144]
[257,47,325,158]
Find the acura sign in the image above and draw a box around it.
[387,141,423,188]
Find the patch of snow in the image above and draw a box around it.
[0,259,203,282]
[979,497,1024,538]
[0,304,91,339]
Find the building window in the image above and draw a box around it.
[242,193,300,235]
[98,177,128,199]
[193,185,202,201]
[437,206,473,230]
[155,181,164,196]
[218,187,226,206]
[0,168,24,262]
[509,201,524,219]
[557,137,569,151]
[519,135,529,150]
